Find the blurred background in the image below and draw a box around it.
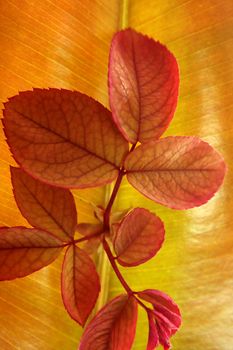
[0,1,232,349]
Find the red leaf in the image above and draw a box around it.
[147,311,159,350]
[11,167,77,242]
[108,29,179,143]
[3,89,128,188]
[125,136,227,209]
[138,289,182,350]
[113,208,164,267]
[79,294,138,350]
[61,245,100,326]
[0,227,63,280]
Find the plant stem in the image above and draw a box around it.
[102,238,149,311]
[102,237,132,295]
[103,169,124,229]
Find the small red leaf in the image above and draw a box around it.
[11,167,77,242]
[0,227,63,280]
[79,294,138,350]
[3,89,128,188]
[125,136,227,209]
[138,289,182,350]
[147,311,159,350]
[61,245,100,326]
[108,28,179,143]
[114,208,164,267]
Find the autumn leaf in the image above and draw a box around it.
[125,136,226,209]
[114,208,164,266]
[61,245,100,326]
[108,28,179,143]
[0,227,63,280]
[11,167,77,242]
[3,89,128,188]
[137,289,182,350]
[79,294,138,350]
[147,311,159,350]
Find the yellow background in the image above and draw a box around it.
[0,1,232,349]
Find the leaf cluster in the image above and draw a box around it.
[0,29,226,349]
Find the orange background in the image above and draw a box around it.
[0,1,232,349]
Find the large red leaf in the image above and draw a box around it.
[113,208,164,266]
[125,136,226,209]
[11,167,77,242]
[79,294,138,350]
[3,89,128,188]
[0,227,63,280]
[61,245,100,326]
[137,289,181,350]
[108,29,179,143]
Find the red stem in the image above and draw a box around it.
[103,169,124,229]
[102,238,132,295]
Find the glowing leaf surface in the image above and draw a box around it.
[79,295,138,350]
[125,136,226,209]
[0,227,63,280]
[114,208,164,266]
[138,289,182,350]
[147,311,159,350]
[3,89,128,188]
[11,167,77,242]
[109,29,179,143]
[61,245,100,326]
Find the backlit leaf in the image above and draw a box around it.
[108,28,179,143]
[114,208,164,266]
[3,89,128,188]
[138,289,182,350]
[11,167,77,242]
[125,136,226,209]
[0,227,63,280]
[147,311,159,350]
[79,294,138,350]
[61,245,100,326]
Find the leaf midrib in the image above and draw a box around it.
[11,108,118,169]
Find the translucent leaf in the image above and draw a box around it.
[11,167,77,242]
[147,311,159,350]
[108,28,179,143]
[79,294,138,350]
[125,136,226,209]
[114,208,164,266]
[3,89,128,188]
[61,245,100,326]
[0,227,63,280]
[138,289,182,350]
